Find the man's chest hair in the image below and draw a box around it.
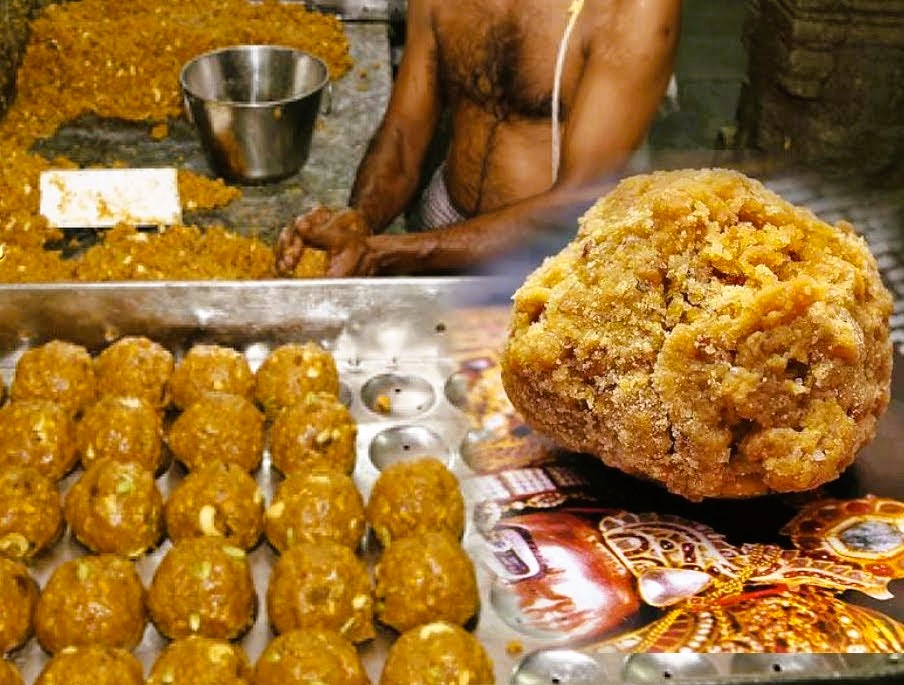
[433,1,580,120]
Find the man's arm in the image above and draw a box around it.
[347,0,443,233]
[359,0,683,274]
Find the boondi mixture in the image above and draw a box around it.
[501,168,893,501]
[0,0,353,281]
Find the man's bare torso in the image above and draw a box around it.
[431,0,614,215]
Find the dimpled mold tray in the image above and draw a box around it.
[1,279,903,685]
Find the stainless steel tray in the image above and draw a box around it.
[2,278,903,684]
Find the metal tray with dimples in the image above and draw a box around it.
[1,277,903,685]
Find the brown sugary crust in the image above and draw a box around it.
[501,169,893,501]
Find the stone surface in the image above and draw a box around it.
[739,0,904,184]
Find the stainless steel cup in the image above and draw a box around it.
[180,45,329,184]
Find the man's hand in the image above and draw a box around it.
[275,207,377,277]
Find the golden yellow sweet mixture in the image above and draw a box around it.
[34,554,148,653]
[146,636,252,685]
[264,470,366,552]
[266,540,375,643]
[501,168,894,501]
[366,457,465,547]
[167,393,266,472]
[374,531,479,633]
[0,0,351,281]
[268,392,357,476]
[0,557,39,654]
[165,460,265,551]
[10,340,96,414]
[169,344,256,409]
[0,465,63,560]
[379,622,494,685]
[33,645,144,685]
[94,335,174,408]
[64,458,165,558]
[72,224,277,281]
[0,399,78,481]
[253,630,369,685]
[0,659,23,685]
[75,395,165,472]
[147,537,257,641]
[254,342,341,418]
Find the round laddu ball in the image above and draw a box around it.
[0,465,63,560]
[266,540,374,643]
[268,392,357,476]
[34,554,147,653]
[75,395,165,473]
[64,458,165,558]
[0,400,77,481]
[252,629,369,685]
[374,531,479,632]
[366,457,464,547]
[167,392,265,472]
[33,645,144,685]
[95,336,174,408]
[0,659,22,685]
[0,558,39,654]
[264,470,365,552]
[10,341,96,415]
[500,169,894,501]
[165,460,265,551]
[168,344,255,410]
[147,536,257,640]
[254,342,341,418]
[147,636,252,685]
[379,621,494,685]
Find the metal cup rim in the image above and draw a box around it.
[179,43,330,108]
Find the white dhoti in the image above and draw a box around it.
[415,162,467,231]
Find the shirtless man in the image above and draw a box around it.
[277,0,681,276]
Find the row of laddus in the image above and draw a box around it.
[0,338,356,481]
[0,459,492,684]
[0,622,491,685]
[1,459,475,647]
[0,388,356,482]
[0,337,341,417]
[0,453,467,561]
